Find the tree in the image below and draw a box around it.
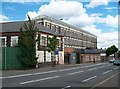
[47,35,58,66]
[117,51,120,58]
[18,15,39,68]
[106,45,118,57]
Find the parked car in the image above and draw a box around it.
[113,59,120,65]
[109,58,115,63]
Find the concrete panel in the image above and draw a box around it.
[46,51,51,62]
[36,51,44,63]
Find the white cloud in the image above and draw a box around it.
[5,7,15,11]
[26,11,39,20]
[103,7,117,10]
[64,13,94,28]
[97,31,118,49]
[91,14,118,28]
[86,0,109,8]
[0,14,9,22]
[38,1,86,19]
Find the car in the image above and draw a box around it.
[113,59,120,65]
[109,58,115,63]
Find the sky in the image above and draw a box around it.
[1,0,119,49]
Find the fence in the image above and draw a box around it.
[0,47,24,70]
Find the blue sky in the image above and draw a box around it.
[1,0,119,49]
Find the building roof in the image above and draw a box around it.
[0,21,63,36]
[33,14,97,37]
[75,49,106,54]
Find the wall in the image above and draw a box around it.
[82,54,101,63]
[36,50,64,64]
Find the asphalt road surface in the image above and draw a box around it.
[1,62,120,89]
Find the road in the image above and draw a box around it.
[1,62,120,89]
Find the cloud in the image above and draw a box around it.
[91,14,118,28]
[103,7,117,10]
[63,13,94,28]
[5,7,15,11]
[97,31,118,49]
[38,1,86,19]
[26,11,39,20]
[85,0,109,8]
[0,14,9,22]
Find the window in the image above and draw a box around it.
[41,36,47,46]
[57,39,61,47]
[56,26,59,33]
[11,36,18,47]
[0,37,6,47]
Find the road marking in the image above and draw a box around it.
[102,70,112,74]
[89,68,97,71]
[59,67,79,72]
[91,72,119,89]
[99,66,105,68]
[33,70,57,75]
[114,67,118,70]
[67,71,83,75]
[81,63,106,68]
[1,74,33,79]
[1,70,58,79]
[82,76,97,82]
[1,63,108,80]
[61,85,71,89]
[20,76,60,85]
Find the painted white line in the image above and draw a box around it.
[102,70,112,75]
[1,74,33,79]
[91,72,119,88]
[81,63,105,68]
[67,71,83,75]
[99,66,105,68]
[20,76,60,85]
[89,68,97,71]
[61,85,71,89]
[33,70,57,75]
[1,70,58,80]
[114,67,118,70]
[59,67,79,72]
[81,65,95,68]
[82,76,97,82]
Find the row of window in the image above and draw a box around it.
[39,21,97,43]
[0,36,62,48]
[0,36,18,47]
[64,37,96,48]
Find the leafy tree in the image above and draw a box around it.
[47,35,58,66]
[18,15,39,68]
[106,45,118,56]
[117,51,120,58]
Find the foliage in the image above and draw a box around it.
[117,51,120,58]
[18,15,39,68]
[106,45,118,56]
[47,35,58,65]
[47,35,58,52]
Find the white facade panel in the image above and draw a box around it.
[46,51,51,62]
[36,51,44,63]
